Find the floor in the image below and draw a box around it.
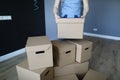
[0,36,120,80]
[84,36,120,80]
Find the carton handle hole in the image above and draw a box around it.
[45,70,49,76]
[36,51,45,54]
[65,51,71,54]
[85,47,89,50]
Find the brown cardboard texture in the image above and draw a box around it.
[54,74,78,80]
[16,60,53,80]
[83,69,107,80]
[25,36,53,70]
[70,40,92,63]
[57,23,84,39]
[54,61,89,77]
[52,40,76,66]
[53,0,85,39]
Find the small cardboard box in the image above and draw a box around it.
[16,60,53,80]
[53,0,85,39]
[54,74,78,80]
[52,40,76,66]
[54,61,89,78]
[70,40,92,63]
[25,36,53,70]
[57,23,84,39]
[83,69,107,80]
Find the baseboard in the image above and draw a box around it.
[0,48,25,62]
[1,33,119,62]
[84,32,120,40]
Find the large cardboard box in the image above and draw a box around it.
[53,0,85,39]
[52,40,76,66]
[54,61,89,78]
[25,36,53,70]
[70,40,92,63]
[83,69,107,80]
[54,74,78,80]
[16,60,53,80]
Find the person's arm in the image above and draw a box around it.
[81,0,89,18]
[53,0,60,19]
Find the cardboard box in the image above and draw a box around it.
[16,60,53,80]
[52,40,76,66]
[53,0,85,39]
[70,40,92,63]
[57,23,84,39]
[54,61,89,78]
[25,36,53,70]
[83,69,107,80]
[54,74,78,80]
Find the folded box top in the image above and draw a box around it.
[16,60,47,74]
[25,36,52,52]
[83,69,107,80]
[26,36,51,47]
[54,74,78,80]
[56,18,85,24]
[69,40,93,46]
[52,40,75,53]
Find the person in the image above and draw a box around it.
[54,0,89,18]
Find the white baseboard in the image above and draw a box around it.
[84,32,120,40]
[1,33,119,62]
[0,48,25,62]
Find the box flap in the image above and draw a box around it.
[69,40,92,45]
[54,62,89,77]
[54,74,78,80]
[26,44,51,52]
[16,60,46,74]
[52,40,75,53]
[26,36,51,47]
[56,18,85,23]
[83,69,107,80]
[69,40,93,49]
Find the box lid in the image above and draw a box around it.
[52,40,75,53]
[54,74,78,80]
[16,60,46,74]
[26,36,51,46]
[26,36,51,51]
[83,69,107,80]
[69,40,92,46]
[56,18,85,23]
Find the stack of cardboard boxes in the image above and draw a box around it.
[16,36,107,80]
[16,36,54,80]
[52,0,107,79]
[16,0,107,80]
[52,39,107,80]
[52,40,92,79]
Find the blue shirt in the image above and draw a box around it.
[61,0,82,18]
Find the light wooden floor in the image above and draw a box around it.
[0,36,120,80]
[0,53,27,80]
